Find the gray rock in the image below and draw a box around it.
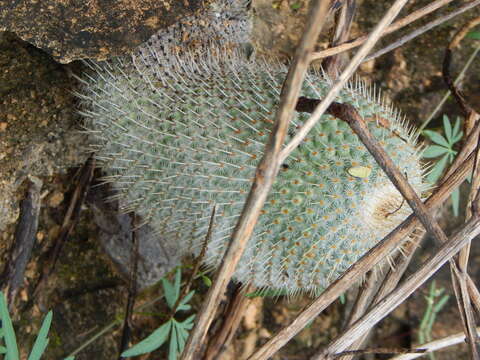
[0,0,205,63]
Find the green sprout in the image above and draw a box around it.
[422,115,463,216]
[418,280,450,360]
[0,292,74,360]
[121,268,195,360]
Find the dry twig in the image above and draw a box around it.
[0,177,42,310]
[249,126,476,359]
[117,214,139,359]
[392,327,480,360]
[364,0,480,62]
[179,2,333,358]
[311,0,455,60]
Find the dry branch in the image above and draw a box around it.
[179,1,333,358]
[311,0,455,60]
[392,327,480,360]
[364,0,480,62]
[248,133,476,360]
[0,177,42,310]
[313,216,480,359]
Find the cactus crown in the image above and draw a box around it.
[77,42,427,295]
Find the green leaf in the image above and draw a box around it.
[121,320,172,357]
[423,130,450,148]
[174,325,186,353]
[427,154,449,184]
[162,269,181,310]
[452,117,463,143]
[168,322,178,360]
[182,314,196,330]
[201,275,212,287]
[451,187,460,217]
[176,291,195,312]
[433,295,450,312]
[174,322,189,352]
[466,31,480,40]
[422,145,449,158]
[63,357,75,360]
[442,115,452,143]
[290,2,302,10]
[27,311,53,360]
[173,268,181,301]
[0,346,7,354]
[0,292,19,360]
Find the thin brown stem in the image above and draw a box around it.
[311,0,455,60]
[392,327,480,360]
[364,0,480,62]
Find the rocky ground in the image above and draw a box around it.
[0,0,479,359]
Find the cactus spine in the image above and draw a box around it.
[77,0,427,295]
[78,50,427,295]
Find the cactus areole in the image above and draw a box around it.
[78,47,426,296]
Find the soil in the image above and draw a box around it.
[0,0,479,359]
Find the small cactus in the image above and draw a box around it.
[77,46,427,295]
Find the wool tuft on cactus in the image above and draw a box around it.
[76,45,428,295]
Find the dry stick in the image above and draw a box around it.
[322,0,357,78]
[315,216,480,359]
[311,0,455,61]
[204,284,255,360]
[443,17,480,359]
[250,123,477,360]
[118,214,139,359]
[332,347,425,357]
[392,327,480,360]
[363,0,480,63]
[280,0,410,163]
[323,104,479,359]
[444,16,480,119]
[179,1,333,359]
[336,231,425,360]
[0,177,42,311]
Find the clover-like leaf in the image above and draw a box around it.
[423,130,450,148]
[422,145,449,158]
[168,323,178,360]
[122,320,172,357]
[452,117,463,143]
[442,114,452,143]
[162,268,182,310]
[176,290,195,312]
[426,153,449,184]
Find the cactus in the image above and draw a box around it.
[77,46,427,295]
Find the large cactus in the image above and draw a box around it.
[77,43,427,295]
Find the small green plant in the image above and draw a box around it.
[466,29,480,40]
[0,292,74,360]
[290,2,302,10]
[121,268,195,359]
[422,114,463,215]
[417,280,450,360]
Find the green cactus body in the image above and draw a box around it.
[78,49,426,295]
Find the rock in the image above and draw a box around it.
[0,32,85,230]
[0,0,205,63]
